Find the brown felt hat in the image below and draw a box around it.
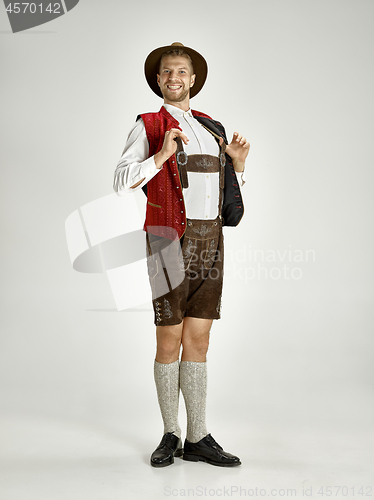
[144,42,208,99]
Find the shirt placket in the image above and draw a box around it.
[183,112,212,219]
[183,112,206,154]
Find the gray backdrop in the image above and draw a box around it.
[1,1,373,499]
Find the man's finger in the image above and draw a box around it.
[169,128,189,144]
[176,130,189,145]
[180,132,189,145]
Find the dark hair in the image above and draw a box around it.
[158,49,194,73]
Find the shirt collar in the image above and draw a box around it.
[163,103,193,118]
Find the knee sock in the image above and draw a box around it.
[179,360,208,443]
[154,359,181,439]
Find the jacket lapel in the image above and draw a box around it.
[193,115,228,143]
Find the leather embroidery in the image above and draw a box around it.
[204,238,216,269]
[147,257,158,280]
[183,239,196,269]
[163,298,173,319]
[216,294,222,315]
[192,224,212,237]
[195,157,214,169]
[179,255,186,272]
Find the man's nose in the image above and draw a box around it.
[168,70,179,80]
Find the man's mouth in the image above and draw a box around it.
[167,85,182,90]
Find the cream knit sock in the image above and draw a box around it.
[154,360,181,439]
[180,360,208,443]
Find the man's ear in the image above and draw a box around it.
[157,74,160,87]
[190,74,196,87]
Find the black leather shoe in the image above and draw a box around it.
[183,433,241,467]
[150,432,183,467]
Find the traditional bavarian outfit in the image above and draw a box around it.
[145,129,227,326]
[113,42,246,468]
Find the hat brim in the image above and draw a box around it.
[144,43,208,99]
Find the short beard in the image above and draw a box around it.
[163,86,190,103]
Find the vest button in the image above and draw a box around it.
[181,222,185,225]
[181,211,184,213]
[173,173,176,176]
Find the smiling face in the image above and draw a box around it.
[157,55,196,110]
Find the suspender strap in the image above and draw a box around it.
[175,131,226,217]
[175,137,189,188]
[218,141,226,217]
[219,141,226,190]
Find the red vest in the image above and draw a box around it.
[140,106,213,240]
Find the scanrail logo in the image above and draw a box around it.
[3,0,80,32]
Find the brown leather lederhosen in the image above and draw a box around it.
[146,133,226,326]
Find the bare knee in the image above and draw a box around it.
[156,323,183,363]
[182,336,210,360]
[181,318,212,362]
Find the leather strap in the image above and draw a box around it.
[217,139,226,216]
[175,137,189,188]
[175,132,226,217]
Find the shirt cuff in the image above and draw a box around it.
[235,170,246,187]
[140,156,159,178]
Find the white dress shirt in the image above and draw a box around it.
[113,104,245,220]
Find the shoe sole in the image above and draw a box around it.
[150,448,183,468]
[183,453,241,467]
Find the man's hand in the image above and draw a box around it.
[220,132,250,173]
[154,128,189,169]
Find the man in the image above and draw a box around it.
[113,42,249,467]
